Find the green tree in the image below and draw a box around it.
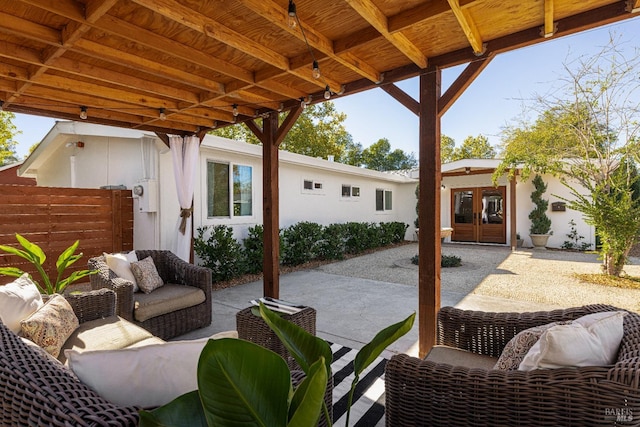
[210,103,355,162]
[452,135,496,160]
[441,135,456,163]
[0,111,20,165]
[360,138,417,171]
[495,34,640,275]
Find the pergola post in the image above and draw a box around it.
[510,173,517,251]
[262,112,280,298]
[418,67,442,358]
[246,107,304,298]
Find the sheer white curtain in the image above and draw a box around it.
[170,135,200,261]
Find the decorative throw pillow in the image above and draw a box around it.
[130,256,164,294]
[519,311,625,371]
[66,331,239,408]
[104,251,139,292]
[0,273,44,334]
[21,294,79,358]
[494,321,569,370]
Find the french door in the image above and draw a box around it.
[451,187,506,244]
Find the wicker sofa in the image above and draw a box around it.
[385,304,640,426]
[88,250,212,340]
[0,289,142,426]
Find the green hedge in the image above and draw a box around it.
[194,221,408,283]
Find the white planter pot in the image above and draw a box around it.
[529,234,551,249]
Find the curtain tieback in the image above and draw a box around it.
[179,207,193,234]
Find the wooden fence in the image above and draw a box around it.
[0,185,133,286]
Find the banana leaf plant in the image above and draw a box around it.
[140,303,415,427]
[0,233,96,294]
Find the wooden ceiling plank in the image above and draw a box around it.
[239,0,381,83]
[96,14,254,84]
[177,107,234,123]
[388,0,451,33]
[34,74,180,109]
[344,0,427,68]
[446,0,485,54]
[131,0,289,71]
[73,39,226,94]
[0,12,61,45]
[17,0,84,21]
[0,40,201,104]
[333,26,380,55]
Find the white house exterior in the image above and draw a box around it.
[436,159,596,250]
[18,121,596,251]
[19,121,417,252]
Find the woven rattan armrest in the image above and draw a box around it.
[88,255,135,321]
[64,288,117,323]
[437,304,620,357]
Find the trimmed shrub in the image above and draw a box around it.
[280,222,324,266]
[317,223,347,260]
[411,253,462,268]
[242,225,264,274]
[194,225,244,282]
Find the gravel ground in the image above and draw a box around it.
[316,243,640,312]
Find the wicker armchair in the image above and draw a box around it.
[88,250,212,340]
[385,304,640,426]
[0,289,139,426]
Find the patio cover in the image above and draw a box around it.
[1,0,638,357]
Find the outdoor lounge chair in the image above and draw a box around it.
[385,304,640,426]
[88,250,212,340]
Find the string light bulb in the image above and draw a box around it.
[287,0,297,28]
[159,108,166,121]
[312,60,320,79]
[324,85,331,100]
[299,97,306,109]
[79,106,88,120]
[232,104,239,117]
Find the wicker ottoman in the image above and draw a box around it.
[236,305,316,369]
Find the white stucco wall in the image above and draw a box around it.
[440,170,595,249]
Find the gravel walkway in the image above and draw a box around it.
[316,243,640,312]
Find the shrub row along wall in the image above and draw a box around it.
[195,221,408,283]
[0,185,133,285]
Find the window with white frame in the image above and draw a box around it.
[341,184,360,198]
[207,161,252,218]
[375,189,392,211]
[302,179,323,193]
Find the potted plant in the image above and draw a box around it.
[0,233,96,294]
[140,303,415,427]
[516,232,524,248]
[528,175,552,249]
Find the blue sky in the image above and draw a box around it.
[11,17,640,159]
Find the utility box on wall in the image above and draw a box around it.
[133,179,158,212]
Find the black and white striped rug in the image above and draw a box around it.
[330,342,387,427]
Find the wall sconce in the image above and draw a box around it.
[465,167,471,174]
[441,184,446,189]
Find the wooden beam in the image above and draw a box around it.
[439,53,494,115]
[418,67,442,358]
[344,0,427,68]
[544,0,556,37]
[239,0,381,84]
[446,0,485,55]
[380,83,419,116]
[510,174,517,251]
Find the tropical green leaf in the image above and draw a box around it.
[259,303,332,375]
[15,233,45,265]
[198,338,291,427]
[139,390,207,427]
[353,312,415,377]
[0,244,31,262]
[0,267,26,278]
[288,358,327,427]
[56,241,81,272]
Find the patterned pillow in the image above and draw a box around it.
[20,294,79,358]
[130,256,164,294]
[494,321,569,370]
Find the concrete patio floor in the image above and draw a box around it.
[178,244,640,357]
